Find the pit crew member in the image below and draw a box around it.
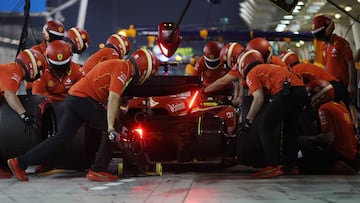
[7,49,159,182]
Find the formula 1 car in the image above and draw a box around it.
[1,76,296,175]
[117,75,238,175]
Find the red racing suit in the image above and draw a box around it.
[322,34,353,86]
[81,47,121,75]
[318,101,358,161]
[32,62,84,102]
[0,62,24,100]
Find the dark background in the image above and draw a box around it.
[0,0,246,57]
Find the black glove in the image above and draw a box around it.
[107,129,119,142]
[20,112,39,136]
[237,119,251,141]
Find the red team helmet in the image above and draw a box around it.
[220,42,244,69]
[203,41,223,70]
[46,40,73,74]
[44,19,65,41]
[279,51,300,67]
[237,49,264,78]
[106,34,131,58]
[66,27,90,54]
[246,37,272,63]
[16,49,47,81]
[306,79,335,107]
[130,49,159,85]
[311,14,334,40]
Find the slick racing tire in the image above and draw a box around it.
[0,95,55,165]
[236,96,267,168]
[46,101,101,171]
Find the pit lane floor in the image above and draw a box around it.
[1,163,359,203]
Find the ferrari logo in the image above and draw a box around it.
[47,80,55,87]
[57,54,63,61]
[58,27,63,32]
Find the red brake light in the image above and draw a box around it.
[188,90,199,109]
[134,128,143,139]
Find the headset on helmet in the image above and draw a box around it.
[129,49,159,85]
[237,49,264,78]
[246,37,272,63]
[65,27,90,54]
[16,49,46,82]
[203,41,223,70]
[105,34,131,58]
[306,79,335,107]
[279,51,299,67]
[311,14,334,41]
[46,40,72,76]
[220,42,244,69]
[44,20,65,41]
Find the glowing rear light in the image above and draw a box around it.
[134,128,143,139]
[188,90,199,109]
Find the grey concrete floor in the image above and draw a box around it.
[0,164,359,203]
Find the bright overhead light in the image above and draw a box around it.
[297,1,305,6]
[283,15,294,20]
[280,20,290,24]
[304,15,312,20]
[240,13,252,25]
[240,8,253,20]
[275,24,287,32]
[313,1,326,6]
[307,5,321,13]
[344,6,352,12]
[334,13,341,19]
[289,24,300,32]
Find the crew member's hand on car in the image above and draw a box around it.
[107,129,119,142]
[107,127,129,142]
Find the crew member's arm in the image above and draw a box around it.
[232,79,241,105]
[347,59,357,99]
[4,90,26,115]
[246,89,264,123]
[107,90,121,131]
[204,73,238,94]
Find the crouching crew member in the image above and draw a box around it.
[0,49,46,178]
[7,49,159,182]
[237,49,308,178]
[205,49,308,178]
[300,79,360,175]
